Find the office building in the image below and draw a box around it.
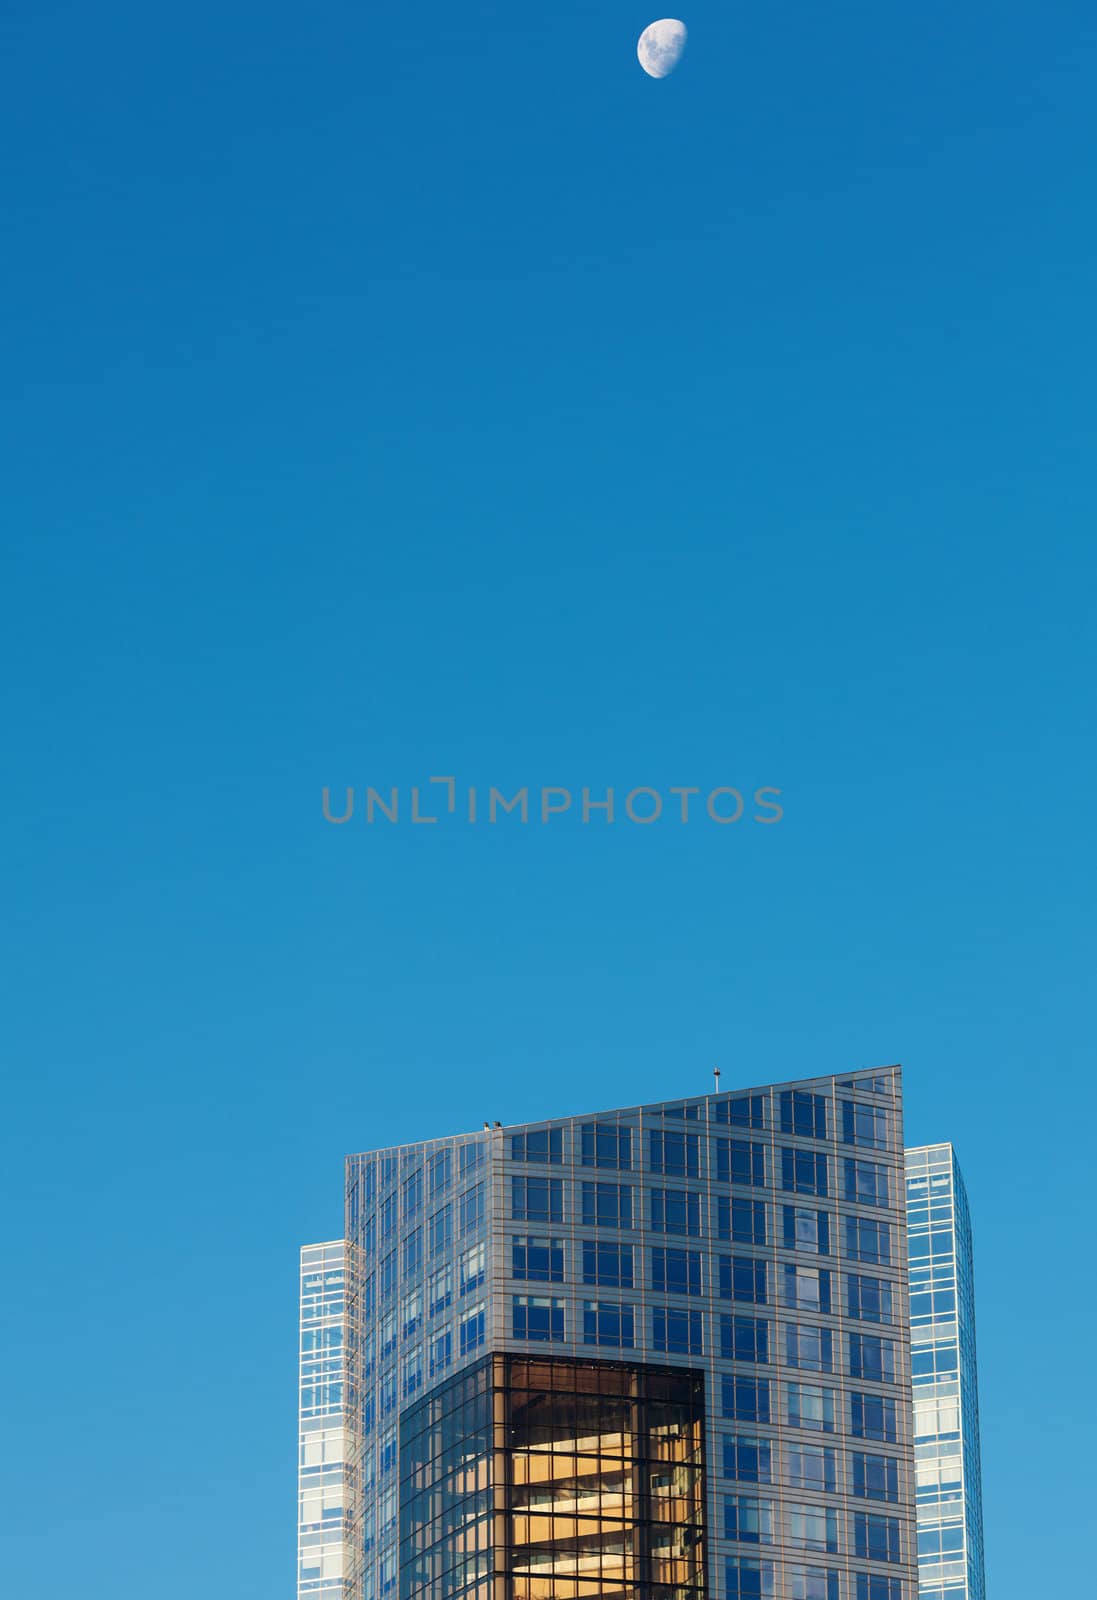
[300,1067,923,1600]
[904,1147,986,1600]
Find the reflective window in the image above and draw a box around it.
[844,1158,890,1208]
[649,1128,702,1177]
[852,1450,900,1502]
[723,1434,772,1483]
[580,1121,632,1169]
[722,1375,771,1423]
[786,1382,835,1432]
[581,1180,632,1228]
[511,1295,565,1342]
[721,1314,770,1363]
[651,1246,703,1295]
[714,1094,766,1129]
[783,1205,830,1254]
[786,1323,833,1373]
[780,1090,829,1140]
[512,1175,564,1224]
[720,1196,768,1244]
[853,1511,902,1563]
[513,1236,564,1283]
[725,1495,775,1544]
[847,1273,894,1323]
[720,1255,768,1304]
[582,1299,635,1348]
[653,1306,703,1354]
[651,1187,702,1235]
[850,1391,898,1442]
[845,1214,892,1264]
[782,1148,829,1196]
[716,1138,767,1187]
[510,1128,563,1164]
[582,1239,633,1288]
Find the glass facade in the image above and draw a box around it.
[398,1354,706,1600]
[298,1242,352,1600]
[315,1068,933,1600]
[904,1148,985,1600]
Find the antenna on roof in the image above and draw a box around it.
[713,1066,721,1091]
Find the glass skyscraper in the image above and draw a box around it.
[904,1147,985,1600]
[299,1067,927,1600]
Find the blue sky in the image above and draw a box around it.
[2,2,1095,1595]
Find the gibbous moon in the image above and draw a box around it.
[637,18,687,79]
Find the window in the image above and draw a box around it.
[513,1175,564,1223]
[457,1141,483,1177]
[842,1100,889,1149]
[783,1264,832,1313]
[582,1239,633,1288]
[786,1383,835,1432]
[649,1128,701,1177]
[720,1197,768,1245]
[717,1139,767,1186]
[845,1215,892,1265]
[721,1314,770,1363]
[855,1578,903,1600]
[581,1121,632,1169]
[787,1443,837,1493]
[787,1502,839,1554]
[789,1565,840,1600]
[459,1182,485,1236]
[428,1329,451,1376]
[783,1205,830,1254]
[725,1495,775,1544]
[651,1187,702,1235]
[844,1158,889,1208]
[513,1235,565,1283]
[780,1090,828,1140]
[849,1333,895,1383]
[380,1249,397,1302]
[458,1302,485,1355]
[786,1324,833,1373]
[850,1392,898,1443]
[715,1094,766,1129]
[782,1149,829,1196]
[427,1264,451,1315]
[379,1310,396,1360]
[582,1181,632,1229]
[511,1127,563,1163]
[852,1451,900,1502]
[402,1226,422,1276]
[401,1346,422,1398]
[722,1375,771,1423]
[726,1558,775,1599]
[401,1288,422,1339]
[653,1306,703,1354]
[380,1194,397,1238]
[428,1148,451,1196]
[428,1204,452,1258]
[402,1168,423,1219]
[512,1294,565,1342]
[651,1246,703,1295]
[582,1299,635,1347]
[847,1274,894,1324]
[723,1435,772,1483]
[853,1513,901,1563]
[458,1240,486,1295]
[720,1256,768,1304]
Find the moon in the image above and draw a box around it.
[637,18,687,79]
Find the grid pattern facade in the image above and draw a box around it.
[339,1068,921,1600]
[904,1148,985,1600]
[398,1354,706,1600]
[299,1242,352,1600]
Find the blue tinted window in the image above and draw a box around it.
[783,1206,830,1254]
[721,1314,770,1363]
[652,1306,703,1354]
[721,1197,768,1244]
[722,1375,771,1423]
[780,1091,828,1140]
[651,1246,703,1295]
[512,1236,564,1283]
[582,1181,632,1228]
[582,1239,633,1288]
[511,1128,563,1164]
[717,1139,767,1186]
[723,1435,773,1483]
[580,1122,632,1169]
[720,1256,768,1304]
[781,1149,829,1196]
[582,1299,634,1347]
[650,1188,701,1235]
[512,1295,565,1342]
